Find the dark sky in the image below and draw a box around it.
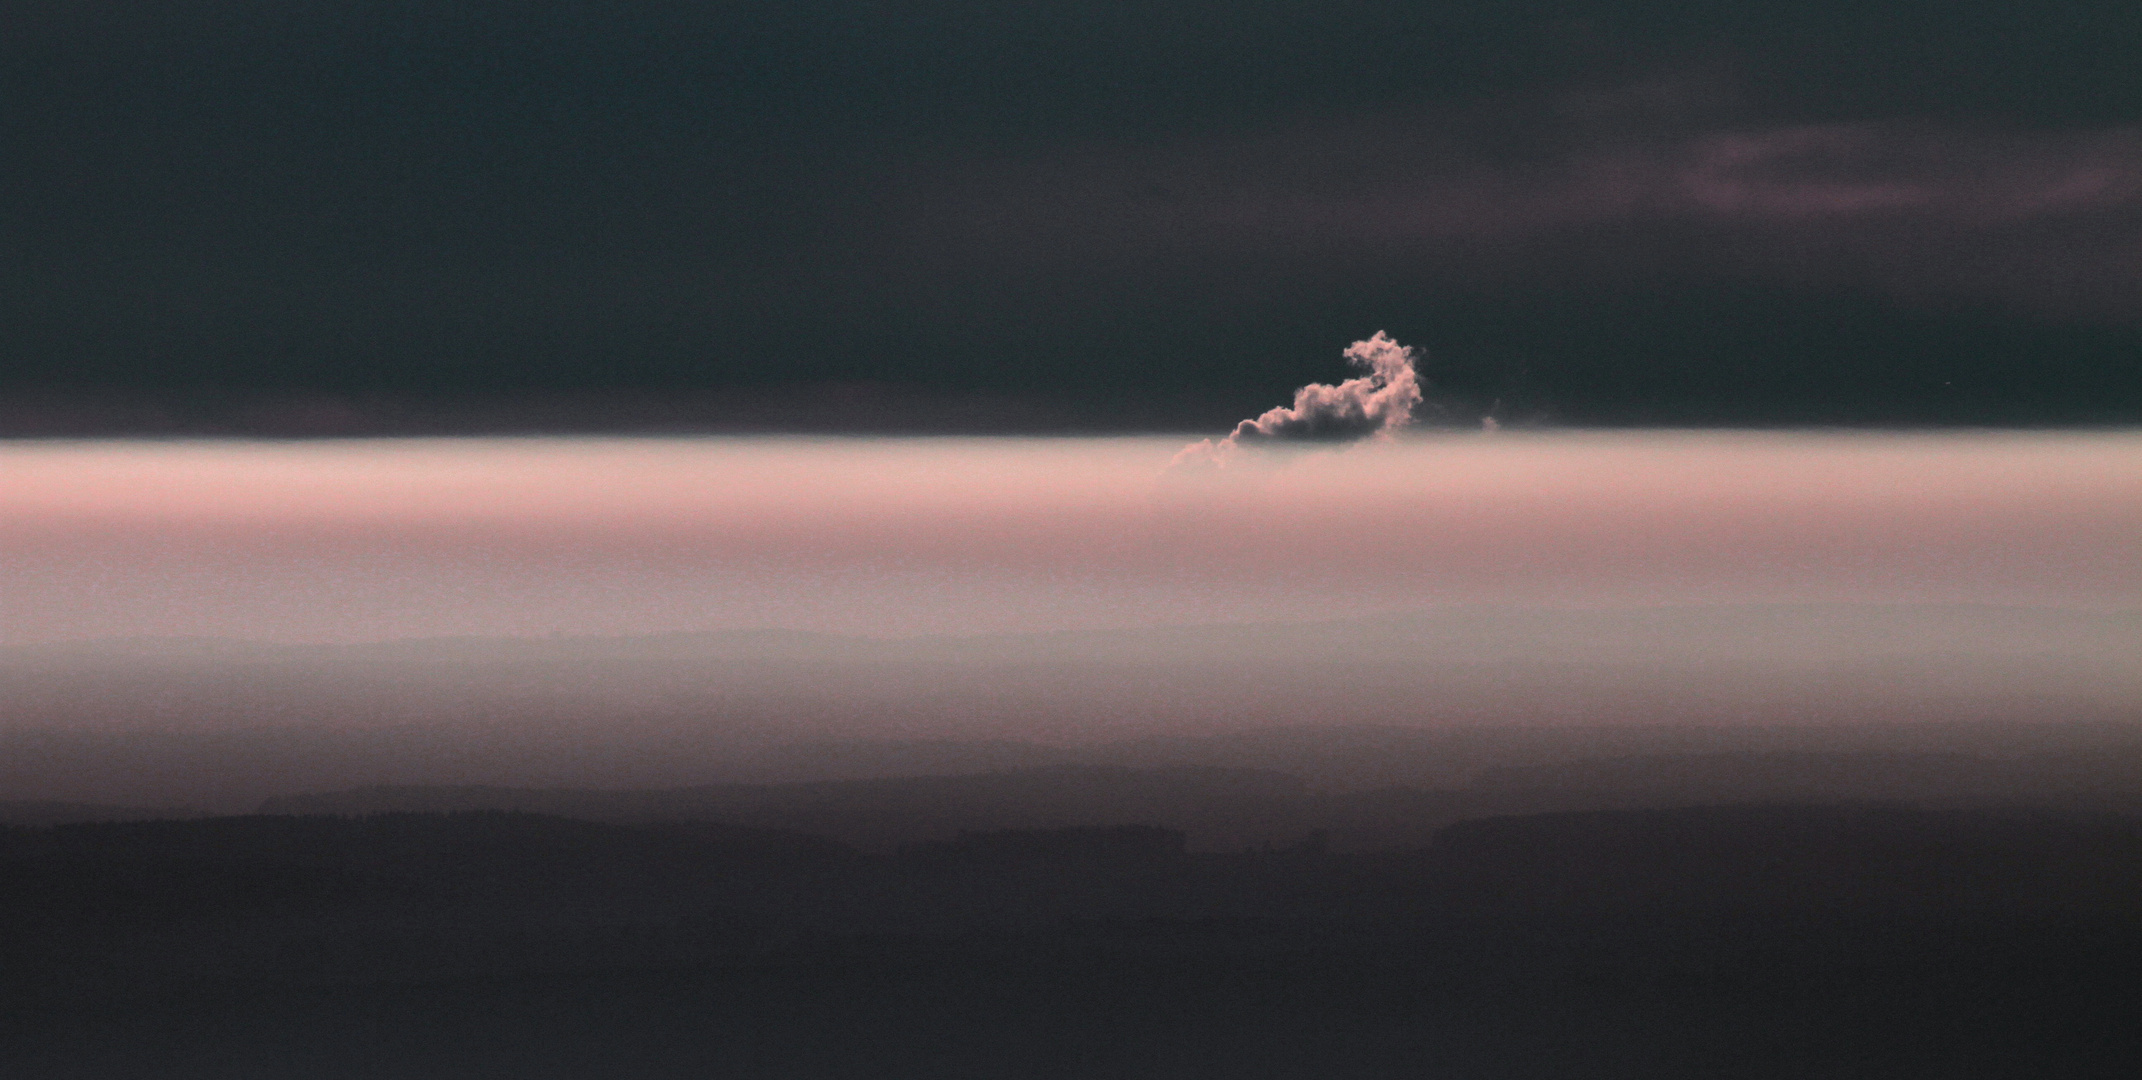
[5,2,2138,434]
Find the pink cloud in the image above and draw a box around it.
[885,113,2142,318]
[1174,332,1424,470]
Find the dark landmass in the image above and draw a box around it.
[252,747,2142,852]
[0,800,209,828]
[8,608,2141,1073]
[6,800,2139,1077]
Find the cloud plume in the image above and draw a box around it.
[1175,332,1423,468]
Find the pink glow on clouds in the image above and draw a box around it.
[1,432,2136,645]
[891,117,2142,317]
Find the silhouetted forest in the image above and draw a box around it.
[7,762,2142,1077]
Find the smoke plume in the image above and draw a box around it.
[1175,332,1423,468]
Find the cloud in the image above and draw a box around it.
[1174,332,1423,469]
[888,108,2142,319]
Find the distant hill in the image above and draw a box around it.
[0,800,205,827]
[249,747,2142,854]
[1470,747,2142,805]
[258,766,1318,851]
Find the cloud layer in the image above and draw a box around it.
[3,432,2136,645]
[891,113,2142,319]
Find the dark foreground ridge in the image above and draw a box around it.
[6,799,2141,1078]
[246,749,2142,852]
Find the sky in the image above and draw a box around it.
[2,2,2138,433]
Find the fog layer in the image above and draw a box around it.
[1,431,2135,805]
[4,431,2135,643]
